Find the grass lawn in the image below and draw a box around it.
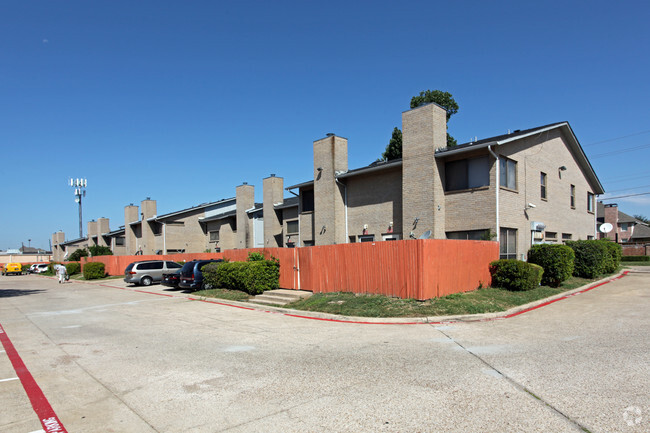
[193,288,251,302]
[283,275,606,318]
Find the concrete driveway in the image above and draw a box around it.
[0,271,648,433]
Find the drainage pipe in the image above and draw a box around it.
[487,145,500,243]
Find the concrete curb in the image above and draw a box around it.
[185,270,629,325]
[32,270,629,325]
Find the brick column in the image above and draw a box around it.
[402,103,447,239]
[263,174,284,247]
[124,204,139,255]
[236,183,255,248]
[313,134,348,245]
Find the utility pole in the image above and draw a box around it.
[69,178,87,238]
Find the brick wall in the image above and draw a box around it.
[402,103,447,239]
[346,166,402,241]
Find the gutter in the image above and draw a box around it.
[335,177,349,242]
[487,145,500,243]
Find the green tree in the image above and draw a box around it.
[380,89,460,160]
[633,214,650,224]
[410,89,459,147]
[88,245,113,256]
[381,127,403,161]
[68,248,89,262]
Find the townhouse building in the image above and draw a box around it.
[53,103,604,262]
[287,103,604,260]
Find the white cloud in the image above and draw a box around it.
[42,39,49,44]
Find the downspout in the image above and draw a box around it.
[163,222,166,255]
[487,145,500,243]
[335,177,348,242]
[287,188,301,247]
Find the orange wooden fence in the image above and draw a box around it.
[82,239,498,300]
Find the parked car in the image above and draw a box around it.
[123,260,182,286]
[179,259,223,291]
[161,269,182,289]
[33,264,50,274]
[3,263,22,275]
[27,264,38,273]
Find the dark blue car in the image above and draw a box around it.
[178,259,223,291]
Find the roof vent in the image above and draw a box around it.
[146,197,151,200]
[243,182,248,185]
[326,133,335,137]
[270,173,276,177]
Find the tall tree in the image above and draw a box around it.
[410,89,459,147]
[381,127,403,161]
[634,214,650,224]
[380,89,459,160]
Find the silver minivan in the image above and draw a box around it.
[124,260,182,286]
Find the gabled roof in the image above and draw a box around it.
[434,121,604,195]
[275,196,299,209]
[198,210,237,223]
[286,122,603,194]
[59,237,88,247]
[154,197,236,222]
[631,223,650,240]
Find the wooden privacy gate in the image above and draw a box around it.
[84,239,497,300]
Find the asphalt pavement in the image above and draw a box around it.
[0,270,648,432]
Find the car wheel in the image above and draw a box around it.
[141,276,153,286]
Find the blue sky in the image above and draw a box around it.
[2,0,649,250]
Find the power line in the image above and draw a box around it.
[590,142,650,158]
[584,129,650,146]
[604,184,650,194]
[600,173,650,184]
[600,191,650,200]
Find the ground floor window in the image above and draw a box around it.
[358,235,375,242]
[447,229,490,241]
[500,227,517,259]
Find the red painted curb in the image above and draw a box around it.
[0,323,68,433]
[97,272,629,325]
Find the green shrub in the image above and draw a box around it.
[489,260,544,291]
[69,248,89,261]
[83,262,106,280]
[205,257,280,295]
[88,245,113,256]
[46,262,60,276]
[566,240,608,278]
[527,244,575,287]
[599,239,621,273]
[247,252,265,261]
[621,255,650,262]
[66,262,81,275]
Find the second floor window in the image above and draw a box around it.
[541,172,547,200]
[570,184,576,208]
[445,156,489,191]
[499,157,517,190]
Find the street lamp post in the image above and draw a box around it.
[69,178,87,238]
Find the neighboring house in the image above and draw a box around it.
[597,202,650,243]
[287,103,604,260]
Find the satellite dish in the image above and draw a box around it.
[599,223,613,233]
[418,230,432,240]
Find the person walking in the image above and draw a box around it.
[57,264,67,284]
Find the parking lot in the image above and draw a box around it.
[1,271,648,432]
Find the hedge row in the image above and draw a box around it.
[489,260,543,291]
[202,255,280,295]
[566,240,621,278]
[83,262,106,280]
[527,244,574,287]
[491,240,622,291]
[65,262,81,275]
[621,255,650,262]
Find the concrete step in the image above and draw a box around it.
[249,289,312,306]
